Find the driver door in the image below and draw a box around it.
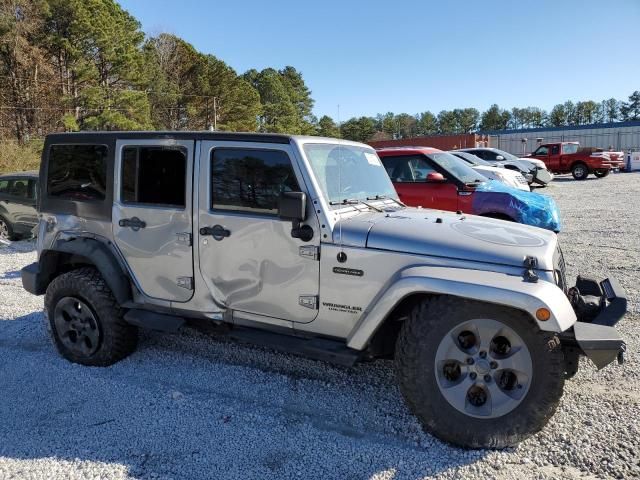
[197,140,320,323]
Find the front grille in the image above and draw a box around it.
[554,245,568,294]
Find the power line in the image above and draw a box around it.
[0,74,221,100]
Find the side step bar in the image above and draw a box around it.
[226,327,361,367]
[124,309,185,333]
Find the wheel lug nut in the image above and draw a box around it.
[479,351,487,358]
[469,372,477,380]
[490,361,498,369]
[466,357,474,365]
[484,374,492,382]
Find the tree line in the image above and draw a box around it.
[327,92,640,143]
[0,0,638,149]
[0,0,317,144]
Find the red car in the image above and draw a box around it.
[377,146,561,231]
[528,142,624,180]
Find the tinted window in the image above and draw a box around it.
[121,147,187,208]
[551,145,560,155]
[381,155,437,182]
[48,145,107,201]
[211,148,299,215]
[9,179,29,198]
[0,179,10,194]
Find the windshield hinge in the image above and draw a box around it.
[299,295,318,310]
[299,245,320,261]
[177,276,194,290]
[176,232,192,246]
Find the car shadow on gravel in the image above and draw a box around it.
[0,312,489,479]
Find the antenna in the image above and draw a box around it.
[337,104,344,255]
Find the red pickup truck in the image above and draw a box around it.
[528,142,623,180]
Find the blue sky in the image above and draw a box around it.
[119,0,640,120]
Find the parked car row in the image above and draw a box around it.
[378,147,561,232]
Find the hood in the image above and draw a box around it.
[521,157,546,169]
[334,208,557,270]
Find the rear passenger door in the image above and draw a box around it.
[113,139,195,303]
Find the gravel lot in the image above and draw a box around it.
[1,172,639,480]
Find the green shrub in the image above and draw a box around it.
[0,139,43,175]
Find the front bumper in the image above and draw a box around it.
[532,167,553,185]
[563,276,627,369]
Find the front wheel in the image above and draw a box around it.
[571,163,589,180]
[594,169,610,178]
[395,297,565,448]
[0,215,15,241]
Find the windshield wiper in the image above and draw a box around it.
[366,194,406,208]
[329,198,360,205]
[329,198,383,212]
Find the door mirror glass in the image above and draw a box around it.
[278,191,306,221]
[426,172,446,183]
[495,155,505,161]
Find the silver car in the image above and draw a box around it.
[21,132,626,448]
[0,171,39,240]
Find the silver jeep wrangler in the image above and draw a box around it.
[22,132,626,448]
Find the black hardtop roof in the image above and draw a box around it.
[0,170,39,179]
[45,131,292,144]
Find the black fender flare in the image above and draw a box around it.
[39,237,132,304]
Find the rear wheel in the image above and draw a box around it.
[0,215,15,241]
[45,267,138,366]
[395,297,564,448]
[571,162,589,180]
[594,169,610,178]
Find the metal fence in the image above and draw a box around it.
[486,124,640,155]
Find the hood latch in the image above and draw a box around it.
[523,256,539,283]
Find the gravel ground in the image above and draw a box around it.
[1,172,639,480]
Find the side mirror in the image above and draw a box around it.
[278,191,306,221]
[495,155,505,161]
[426,172,446,183]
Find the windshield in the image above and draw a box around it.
[426,152,488,184]
[492,148,521,162]
[454,151,492,167]
[563,143,579,154]
[303,143,398,205]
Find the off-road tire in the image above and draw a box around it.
[594,169,610,178]
[44,267,138,366]
[571,162,589,180]
[395,297,565,449]
[0,215,16,241]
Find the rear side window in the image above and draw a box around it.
[9,179,29,198]
[121,146,187,208]
[47,145,108,201]
[211,148,300,215]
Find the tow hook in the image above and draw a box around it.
[618,343,627,365]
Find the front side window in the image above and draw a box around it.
[47,144,108,201]
[121,146,187,208]
[303,143,397,205]
[381,155,437,182]
[534,146,549,156]
[0,179,10,194]
[211,148,300,215]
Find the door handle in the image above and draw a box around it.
[200,224,231,241]
[119,217,146,231]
